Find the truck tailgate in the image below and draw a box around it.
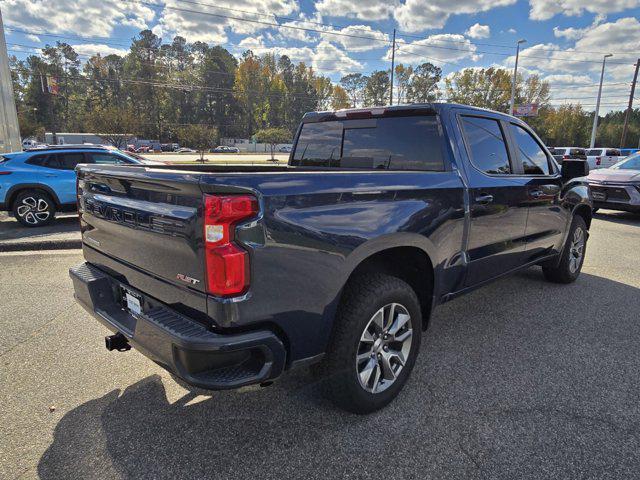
[77,165,207,294]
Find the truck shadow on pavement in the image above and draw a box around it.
[594,210,640,226]
[38,270,640,479]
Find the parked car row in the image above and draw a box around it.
[549,146,634,170]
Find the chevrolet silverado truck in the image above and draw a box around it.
[70,104,592,413]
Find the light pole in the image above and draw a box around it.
[509,39,526,115]
[590,53,613,148]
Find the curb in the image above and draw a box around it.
[0,238,82,252]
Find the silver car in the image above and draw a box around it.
[587,153,640,213]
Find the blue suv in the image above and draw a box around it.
[0,145,145,227]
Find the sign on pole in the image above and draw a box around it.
[513,103,539,117]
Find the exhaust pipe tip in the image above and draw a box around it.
[105,333,131,352]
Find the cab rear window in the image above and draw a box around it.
[292,115,446,171]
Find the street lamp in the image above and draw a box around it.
[509,39,526,116]
[590,54,613,148]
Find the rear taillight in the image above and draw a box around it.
[0,171,11,175]
[596,156,601,165]
[203,194,258,297]
[563,155,570,159]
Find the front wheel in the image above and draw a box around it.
[323,273,422,414]
[542,215,588,283]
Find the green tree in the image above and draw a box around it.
[407,63,441,103]
[87,105,141,149]
[177,124,218,161]
[339,73,368,107]
[255,127,291,161]
[363,71,390,107]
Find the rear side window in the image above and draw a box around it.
[292,115,445,171]
[606,149,620,156]
[461,116,511,174]
[550,148,565,156]
[56,153,87,170]
[25,154,49,166]
[510,124,551,175]
[87,152,124,164]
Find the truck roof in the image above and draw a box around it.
[301,102,516,123]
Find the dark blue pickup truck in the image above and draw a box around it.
[70,103,592,413]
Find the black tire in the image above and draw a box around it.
[592,208,599,214]
[323,273,422,414]
[12,189,56,227]
[542,215,588,283]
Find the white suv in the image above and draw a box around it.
[586,148,622,170]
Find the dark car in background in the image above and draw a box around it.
[588,152,640,213]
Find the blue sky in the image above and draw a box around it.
[2,0,639,111]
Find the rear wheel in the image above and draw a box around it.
[542,215,588,283]
[323,273,422,414]
[12,190,56,227]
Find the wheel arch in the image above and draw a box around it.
[573,203,592,230]
[5,184,62,210]
[338,238,437,330]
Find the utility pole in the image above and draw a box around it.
[0,8,21,153]
[620,59,639,148]
[590,53,613,149]
[509,39,526,116]
[389,29,396,106]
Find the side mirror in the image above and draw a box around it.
[562,159,589,181]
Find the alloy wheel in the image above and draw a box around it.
[569,226,585,273]
[356,303,413,394]
[16,196,51,225]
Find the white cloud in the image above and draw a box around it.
[155,0,299,44]
[315,0,397,21]
[394,0,516,32]
[322,25,389,52]
[508,28,517,34]
[389,33,478,66]
[312,40,363,73]
[528,0,640,21]
[314,0,515,31]
[237,36,362,75]
[0,0,155,37]
[466,23,491,39]
[71,43,129,57]
[26,34,41,42]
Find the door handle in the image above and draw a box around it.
[475,194,494,205]
[44,174,58,178]
[530,184,560,198]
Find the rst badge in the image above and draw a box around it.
[176,273,201,285]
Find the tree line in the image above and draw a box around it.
[9,29,640,149]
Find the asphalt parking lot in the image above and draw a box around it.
[1,210,639,479]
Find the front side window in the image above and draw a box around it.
[511,124,551,175]
[586,149,603,157]
[292,115,445,171]
[606,149,620,156]
[461,116,511,174]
